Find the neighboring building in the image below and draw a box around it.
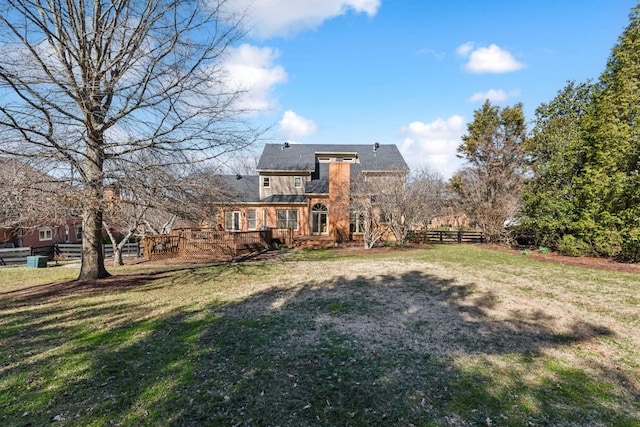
[427,211,471,230]
[210,143,409,244]
[2,220,83,248]
[0,157,82,248]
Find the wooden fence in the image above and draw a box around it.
[0,243,141,266]
[408,230,485,244]
[55,243,140,260]
[0,247,32,265]
[143,228,293,262]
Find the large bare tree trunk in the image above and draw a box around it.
[79,143,109,280]
[80,203,110,280]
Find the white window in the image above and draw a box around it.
[224,211,241,231]
[276,210,298,230]
[350,211,365,234]
[247,209,257,230]
[294,176,302,188]
[263,177,270,188]
[263,209,268,228]
[39,228,53,241]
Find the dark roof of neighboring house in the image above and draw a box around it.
[256,143,408,172]
[214,175,260,203]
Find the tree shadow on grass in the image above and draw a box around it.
[0,264,222,308]
[1,268,638,426]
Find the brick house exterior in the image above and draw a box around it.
[0,221,83,249]
[0,157,83,248]
[210,143,408,244]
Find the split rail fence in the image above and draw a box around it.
[142,228,293,262]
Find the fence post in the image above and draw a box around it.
[457,230,462,243]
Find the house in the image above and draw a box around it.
[210,143,409,245]
[0,157,83,248]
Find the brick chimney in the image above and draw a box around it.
[328,162,350,243]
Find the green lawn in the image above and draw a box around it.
[1,246,639,426]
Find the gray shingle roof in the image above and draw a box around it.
[214,175,260,203]
[218,144,408,204]
[256,143,408,172]
[305,178,328,194]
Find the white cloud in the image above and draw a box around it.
[456,42,525,74]
[223,44,288,113]
[226,0,381,38]
[456,41,475,57]
[467,88,520,103]
[278,110,318,139]
[399,115,466,178]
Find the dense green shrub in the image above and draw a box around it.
[557,235,591,257]
[591,230,623,259]
[619,228,640,262]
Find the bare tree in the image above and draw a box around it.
[451,167,520,242]
[406,167,447,231]
[350,168,447,247]
[350,174,386,249]
[371,173,410,245]
[103,197,147,267]
[0,0,258,279]
[0,157,77,237]
[222,151,261,176]
[102,160,232,265]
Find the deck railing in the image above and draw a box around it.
[142,228,293,261]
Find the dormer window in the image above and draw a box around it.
[263,177,270,188]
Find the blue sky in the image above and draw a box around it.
[223,0,637,177]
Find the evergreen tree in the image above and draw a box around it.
[521,4,640,260]
[519,81,594,248]
[581,4,640,259]
[454,101,527,242]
